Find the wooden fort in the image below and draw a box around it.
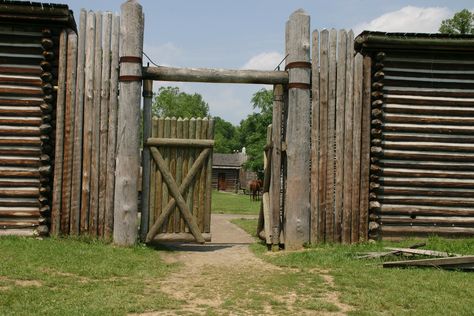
[1,0,473,249]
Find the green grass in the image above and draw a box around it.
[211,190,260,215]
[0,236,179,315]
[233,218,474,316]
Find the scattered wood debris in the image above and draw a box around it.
[356,243,474,271]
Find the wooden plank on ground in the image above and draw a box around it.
[383,256,474,270]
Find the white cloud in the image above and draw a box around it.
[143,42,182,67]
[353,6,451,35]
[241,52,284,70]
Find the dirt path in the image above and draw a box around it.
[138,214,351,316]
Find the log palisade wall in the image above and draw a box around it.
[309,29,371,244]
[355,32,474,240]
[51,10,120,239]
[0,3,75,237]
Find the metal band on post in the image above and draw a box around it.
[285,61,312,70]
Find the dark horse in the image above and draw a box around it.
[248,179,263,201]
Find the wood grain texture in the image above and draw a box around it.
[50,30,67,235]
[80,11,96,233]
[104,14,120,239]
[70,9,87,235]
[113,1,143,245]
[284,10,311,250]
[342,30,354,243]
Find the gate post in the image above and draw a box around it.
[140,79,153,241]
[284,10,311,250]
[113,0,144,246]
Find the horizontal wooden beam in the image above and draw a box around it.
[146,137,214,148]
[142,66,289,84]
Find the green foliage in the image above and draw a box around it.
[213,116,240,154]
[212,190,260,215]
[439,9,474,34]
[239,88,273,177]
[152,86,209,118]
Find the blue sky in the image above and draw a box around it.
[47,0,473,124]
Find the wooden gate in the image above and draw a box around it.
[142,116,214,243]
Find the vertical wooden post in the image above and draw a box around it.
[113,0,144,246]
[342,31,354,243]
[70,10,87,235]
[325,29,337,243]
[105,14,121,239]
[271,84,283,249]
[51,30,68,235]
[90,12,103,236]
[334,30,347,242]
[140,79,153,241]
[359,56,372,241]
[310,30,320,244]
[98,12,113,237]
[284,9,311,250]
[318,29,329,243]
[80,11,96,233]
[60,30,78,234]
[351,54,364,243]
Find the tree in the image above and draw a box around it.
[152,86,209,118]
[213,116,240,153]
[239,88,273,178]
[439,9,474,34]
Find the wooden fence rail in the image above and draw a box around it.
[51,10,120,238]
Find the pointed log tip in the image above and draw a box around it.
[290,8,309,18]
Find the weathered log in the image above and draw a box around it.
[283,9,311,250]
[318,29,329,243]
[377,204,474,216]
[376,186,474,198]
[113,1,144,245]
[359,55,372,242]
[146,138,214,147]
[142,66,288,84]
[378,195,474,207]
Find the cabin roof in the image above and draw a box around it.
[0,0,76,31]
[355,31,474,53]
[213,153,247,169]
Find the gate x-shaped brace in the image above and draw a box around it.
[145,137,213,243]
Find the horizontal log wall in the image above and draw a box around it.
[310,29,370,244]
[0,23,61,236]
[148,117,214,240]
[369,50,474,239]
[51,10,120,239]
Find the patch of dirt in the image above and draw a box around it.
[0,276,42,288]
[309,268,353,314]
[134,214,352,316]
